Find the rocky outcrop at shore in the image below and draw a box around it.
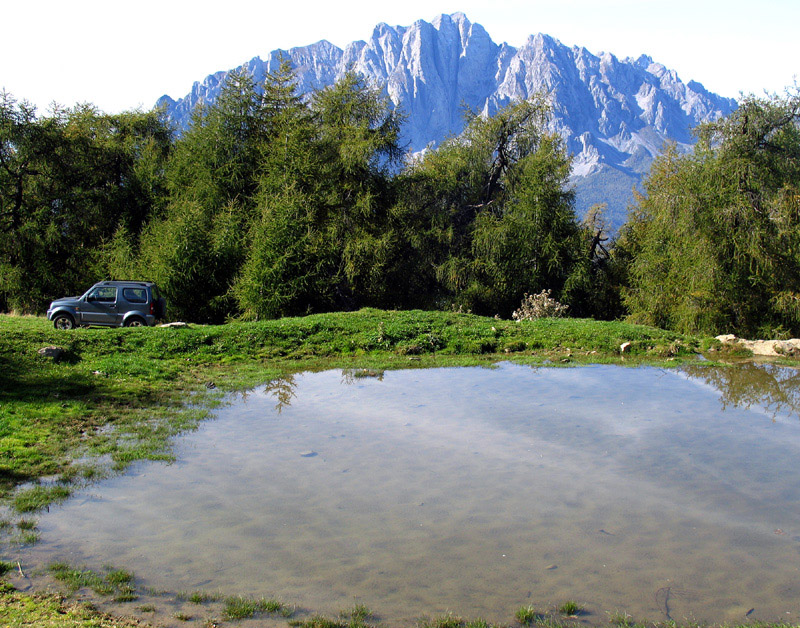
[715,334,800,357]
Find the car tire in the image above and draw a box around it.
[53,313,76,330]
[124,317,146,328]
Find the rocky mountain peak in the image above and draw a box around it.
[157,13,736,229]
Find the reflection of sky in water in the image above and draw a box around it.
[25,364,800,624]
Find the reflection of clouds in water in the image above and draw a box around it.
[25,363,800,624]
[681,362,800,422]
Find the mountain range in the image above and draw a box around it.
[157,13,737,230]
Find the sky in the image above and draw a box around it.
[2,0,798,115]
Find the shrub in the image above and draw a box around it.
[512,290,569,321]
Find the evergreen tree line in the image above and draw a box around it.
[1,61,798,336]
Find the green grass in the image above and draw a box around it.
[12,530,39,545]
[418,614,508,628]
[420,614,470,628]
[557,600,583,616]
[515,605,541,625]
[12,485,72,513]
[0,309,705,510]
[0,587,144,627]
[48,563,137,602]
[288,604,375,628]
[177,590,222,604]
[290,616,348,628]
[222,595,289,620]
[608,610,633,627]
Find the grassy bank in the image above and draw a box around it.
[0,309,726,628]
[0,584,145,627]
[0,308,703,505]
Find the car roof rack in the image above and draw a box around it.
[98,280,152,286]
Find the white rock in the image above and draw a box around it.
[715,335,800,357]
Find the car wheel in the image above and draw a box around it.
[124,317,146,328]
[53,313,76,330]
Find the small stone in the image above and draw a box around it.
[37,346,64,361]
[299,451,318,458]
[545,564,558,570]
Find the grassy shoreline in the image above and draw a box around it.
[0,308,705,504]
[1,309,787,627]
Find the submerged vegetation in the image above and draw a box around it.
[222,594,291,620]
[48,562,137,602]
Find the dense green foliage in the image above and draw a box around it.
[623,88,800,335]
[4,67,799,335]
[0,92,171,313]
[0,65,604,322]
[396,98,593,316]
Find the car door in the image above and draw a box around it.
[80,286,121,325]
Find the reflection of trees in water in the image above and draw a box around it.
[340,369,385,385]
[264,376,297,413]
[682,363,800,420]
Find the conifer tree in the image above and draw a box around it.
[0,92,171,312]
[624,88,800,335]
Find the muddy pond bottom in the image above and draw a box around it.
[30,363,800,624]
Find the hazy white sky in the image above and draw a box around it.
[3,0,798,114]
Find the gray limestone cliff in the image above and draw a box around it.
[157,13,736,229]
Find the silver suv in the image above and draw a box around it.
[47,281,167,329]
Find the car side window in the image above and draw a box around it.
[122,288,147,303]
[89,287,117,303]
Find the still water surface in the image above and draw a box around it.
[29,363,800,623]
